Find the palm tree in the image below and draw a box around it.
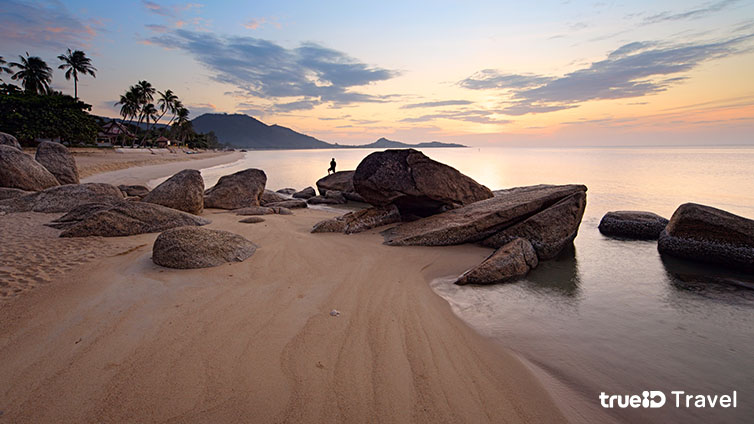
[0,57,12,81]
[10,53,53,94]
[57,49,96,99]
[172,107,192,144]
[132,80,155,136]
[139,103,158,146]
[156,89,178,125]
[114,90,140,145]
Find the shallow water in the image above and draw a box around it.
[183,146,754,423]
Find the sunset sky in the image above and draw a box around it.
[1,0,753,146]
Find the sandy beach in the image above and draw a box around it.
[0,157,567,423]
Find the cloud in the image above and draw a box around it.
[642,0,740,25]
[400,109,511,124]
[0,0,101,49]
[142,1,201,18]
[461,35,754,115]
[244,18,265,30]
[147,29,398,108]
[186,102,217,116]
[145,24,169,33]
[401,100,473,109]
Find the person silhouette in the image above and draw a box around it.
[328,158,336,174]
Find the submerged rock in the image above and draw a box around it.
[456,238,538,285]
[312,205,401,234]
[50,201,210,237]
[204,168,266,209]
[599,211,668,240]
[658,203,754,272]
[0,183,124,213]
[353,149,493,216]
[142,169,204,214]
[118,184,151,197]
[152,226,257,269]
[35,141,79,185]
[292,186,316,199]
[0,145,59,191]
[0,132,22,150]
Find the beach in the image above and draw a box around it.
[0,155,567,423]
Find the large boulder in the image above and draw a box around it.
[142,169,204,214]
[383,185,587,253]
[312,205,401,234]
[599,211,668,240]
[204,168,266,209]
[481,191,586,260]
[455,238,538,285]
[658,203,754,272]
[0,145,59,191]
[353,149,493,216]
[48,201,210,237]
[0,132,22,150]
[317,171,354,195]
[292,187,316,199]
[0,183,124,213]
[152,227,257,269]
[260,189,288,205]
[35,141,79,185]
[119,184,150,197]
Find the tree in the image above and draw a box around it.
[139,103,158,145]
[57,49,96,99]
[132,80,155,138]
[0,57,12,82]
[10,53,52,94]
[156,89,178,126]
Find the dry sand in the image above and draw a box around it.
[0,157,568,423]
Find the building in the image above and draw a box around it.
[97,121,135,147]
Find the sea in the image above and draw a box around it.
[163,146,754,423]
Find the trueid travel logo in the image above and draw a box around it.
[599,391,738,409]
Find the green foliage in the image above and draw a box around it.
[0,84,99,144]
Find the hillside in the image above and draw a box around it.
[357,137,465,149]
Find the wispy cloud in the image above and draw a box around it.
[147,29,399,108]
[461,35,754,115]
[641,0,740,25]
[142,1,201,18]
[400,109,511,124]
[401,100,473,109]
[0,0,102,49]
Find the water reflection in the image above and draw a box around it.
[660,255,754,304]
[519,243,582,299]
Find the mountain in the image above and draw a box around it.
[192,113,332,149]
[191,113,466,149]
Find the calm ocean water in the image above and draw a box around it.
[163,146,754,423]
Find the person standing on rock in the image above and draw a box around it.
[328,158,337,174]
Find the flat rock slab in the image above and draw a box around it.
[383,184,587,248]
[0,183,124,213]
[266,199,308,209]
[312,205,401,234]
[49,201,210,237]
[456,238,538,285]
[152,226,257,269]
[658,203,754,272]
[599,210,668,240]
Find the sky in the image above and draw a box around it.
[1,0,753,146]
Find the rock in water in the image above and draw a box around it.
[658,203,754,272]
[265,199,308,209]
[260,189,288,205]
[0,145,59,191]
[34,141,79,185]
[456,238,538,285]
[0,183,123,213]
[0,132,22,150]
[383,184,587,249]
[599,211,668,240]
[49,201,210,237]
[292,187,316,199]
[481,191,587,260]
[204,168,266,209]
[119,184,151,197]
[142,169,204,214]
[312,205,401,234]
[352,149,493,216]
[152,227,257,269]
[316,171,355,196]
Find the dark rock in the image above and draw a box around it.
[35,141,79,185]
[152,226,256,269]
[312,205,401,234]
[204,168,266,209]
[0,145,59,191]
[353,149,493,216]
[292,187,316,199]
[239,216,265,224]
[599,211,668,240]
[316,171,355,196]
[0,187,31,201]
[307,194,346,205]
[658,203,754,272]
[0,132,22,150]
[50,201,210,237]
[265,199,308,209]
[276,188,297,195]
[481,191,587,260]
[142,169,204,214]
[455,238,538,285]
[343,192,366,203]
[0,183,124,213]
[234,206,275,215]
[383,184,587,249]
[260,189,288,205]
[271,206,293,215]
[119,184,151,197]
